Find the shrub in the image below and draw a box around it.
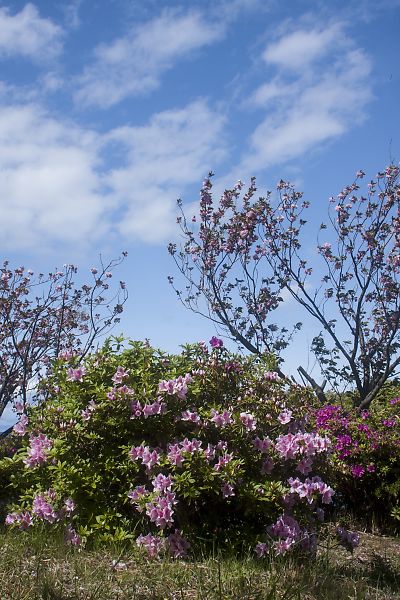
[315,397,400,529]
[2,337,340,557]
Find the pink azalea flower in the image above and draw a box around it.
[67,366,87,382]
[136,534,165,558]
[112,366,129,385]
[278,409,293,425]
[13,414,29,436]
[240,412,257,431]
[65,525,81,546]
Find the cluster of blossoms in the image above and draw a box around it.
[256,514,317,556]
[13,413,29,436]
[273,432,331,475]
[136,530,190,559]
[130,397,166,419]
[167,438,203,466]
[23,434,53,468]
[6,490,78,543]
[129,445,161,470]
[67,366,87,382]
[210,408,233,427]
[209,336,224,348]
[287,476,334,505]
[181,409,202,424]
[240,411,257,431]
[158,373,192,400]
[112,365,129,384]
[81,400,97,421]
[106,384,134,401]
[131,474,178,529]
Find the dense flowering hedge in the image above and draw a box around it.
[315,395,400,525]
[0,338,351,557]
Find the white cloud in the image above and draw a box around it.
[262,23,343,71]
[0,100,226,251]
[74,9,224,109]
[0,104,107,252]
[237,25,372,174]
[0,4,63,62]
[104,100,227,242]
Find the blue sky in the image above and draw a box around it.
[0,0,399,429]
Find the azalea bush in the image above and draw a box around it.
[315,395,400,527]
[0,337,350,558]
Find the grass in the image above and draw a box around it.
[0,528,399,599]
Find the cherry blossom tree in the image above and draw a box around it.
[169,165,400,409]
[0,253,128,421]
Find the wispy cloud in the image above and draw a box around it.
[262,23,342,71]
[63,0,82,30]
[0,99,226,251]
[0,3,63,63]
[74,9,224,109]
[238,22,372,174]
[104,100,227,242]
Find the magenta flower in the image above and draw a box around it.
[145,491,177,528]
[214,453,233,472]
[181,409,201,424]
[128,485,149,512]
[5,511,33,530]
[167,443,184,467]
[209,336,223,348]
[158,373,192,400]
[152,473,173,493]
[351,464,365,478]
[180,438,202,453]
[143,399,166,418]
[129,445,160,470]
[63,498,76,515]
[130,400,142,418]
[252,436,272,453]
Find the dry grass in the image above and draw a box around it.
[0,528,399,600]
